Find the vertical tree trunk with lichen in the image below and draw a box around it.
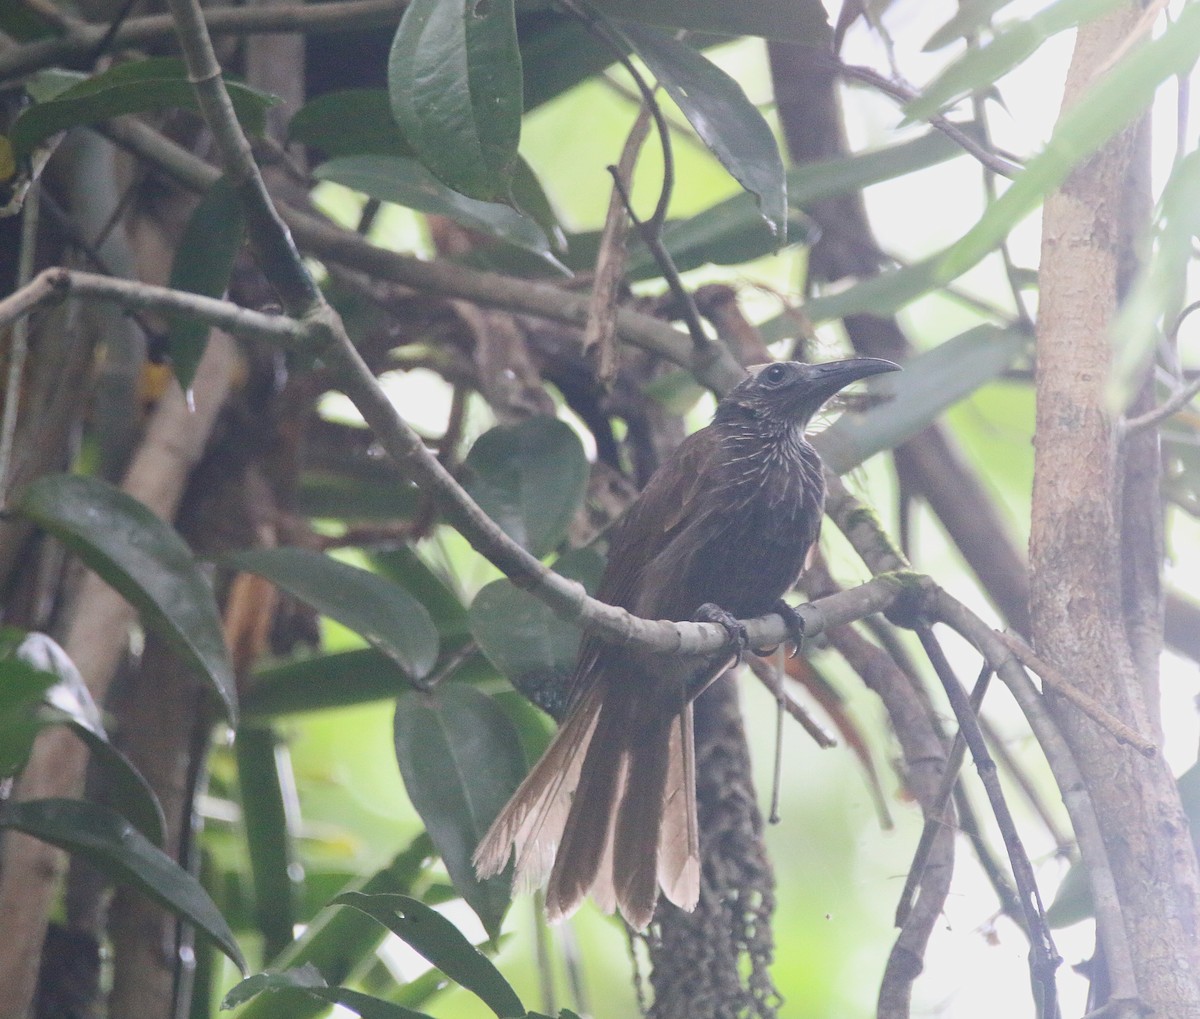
[1031,7,1200,1015]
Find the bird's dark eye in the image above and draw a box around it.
[763,363,788,384]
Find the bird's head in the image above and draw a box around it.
[715,358,901,434]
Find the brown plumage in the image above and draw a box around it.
[474,358,900,930]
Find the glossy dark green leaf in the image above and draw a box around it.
[0,3,59,41]
[289,89,415,158]
[566,132,957,283]
[585,0,831,42]
[519,12,621,110]
[468,547,602,718]
[0,656,55,777]
[316,156,554,257]
[14,632,166,845]
[393,683,526,937]
[295,470,422,522]
[223,965,327,1009]
[0,798,245,972]
[462,417,588,558]
[370,547,470,641]
[388,0,523,203]
[334,892,524,1017]
[236,836,434,1019]
[937,3,1200,282]
[13,474,238,723]
[617,22,786,240]
[244,648,414,719]
[225,966,438,1019]
[10,57,276,163]
[814,325,1028,474]
[310,988,435,1019]
[237,726,301,958]
[227,548,439,681]
[167,175,245,390]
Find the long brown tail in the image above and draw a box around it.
[474,685,700,931]
[473,684,604,890]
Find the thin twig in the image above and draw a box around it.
[583,108,650,386]
[0,0,402,81]
[895,663,992,927]
[1122,368,1200,435]
[98,117,749,397]
[992,630,1157,757]
[0,182,40,500]
[915,623,1061,1016]
[835,62,1022,179]
[746,655,836,749]
[607,169,709,350]
[932,591,1141,1011]
[557,0,712,352]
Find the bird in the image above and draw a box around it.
[473,357,900,931]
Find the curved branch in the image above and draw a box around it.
[0,0,402,82]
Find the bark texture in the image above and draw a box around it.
[1031,8,1200,1014]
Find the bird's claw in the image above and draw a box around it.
[694,602,750,668]
[772,599,806,658]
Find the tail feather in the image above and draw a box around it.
[545,692,632,922]
[656,706,700,912]
[612,712,674,931]
[473,684,604,887]
[475,677,701,930]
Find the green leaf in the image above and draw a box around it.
[922,0,1019,51]
[616,22,786,240]
[224,968,437,1019]
[814,325,1028,474]
[370,547,470,641]
[11,57,277,164]
[909,0,1124,118]
[333,892,525,1017]
[234,836,434,1019]
[631,130,959,279]
[0,798,245,973]
[166,175,245,390]
[0,656,55,777]
[584,0,832,43]
[936,3,1200,282]
[388,0,523,203]
[468,547,602,718]
[236,726,301,958]
[0,3,60,41]
[798,258,942,328]
[14,632,166,845]
[519,12,621,110]
[393,683,526,938]
[295,469,422,522]
[787,130,963,208]
[316,155,555,258]
[289,89,415,158]
[1109,148,1200,407]
[227,548,439,681]
[223,965,327,1009]
[462,417,588,558]
[244,649,413,719]
[13,474,238,724]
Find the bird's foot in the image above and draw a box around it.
[772,599,806,658]
[694,602,749,668]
